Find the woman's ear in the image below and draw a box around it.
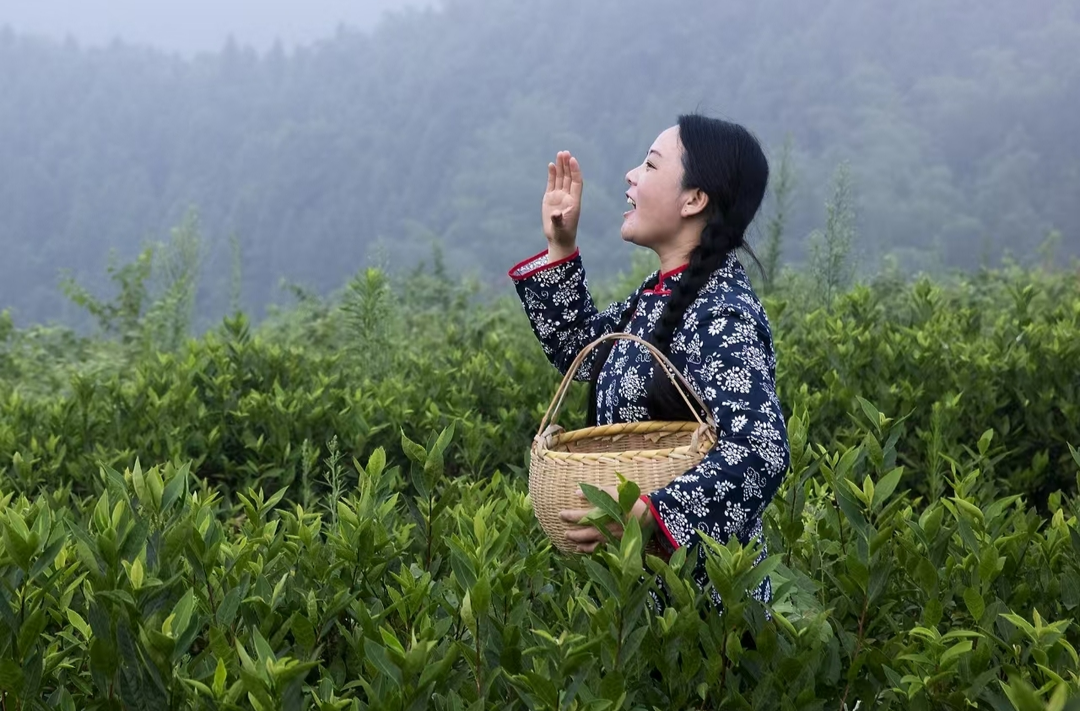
[681,188,709,218]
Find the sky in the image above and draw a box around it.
[0,0,437,54]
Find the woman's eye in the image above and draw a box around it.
[646,161,655,170]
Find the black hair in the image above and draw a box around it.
[586,114,770,425]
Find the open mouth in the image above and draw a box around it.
[624,194,636,219]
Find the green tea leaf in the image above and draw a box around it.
[401,431,427,465]
[169,590,197,639]
[579,483,623,525]
[89,636,119,677]
[873,467,904,508]
[598,670,625,702]
[939,640,973,667]
[923,598,943,627]
[963,587,985,621]
[160,463,188,511]
[1000,676,1045,711]
[146,465,164,511]
[364,637,402,685]
[616,474,641,516]
[366,447,387,479]
[0,658,24,693]
[582,558,620,599]
[856,396,882,431]
[252,627,275,664]
[128,556,145,589]
[217,587,243,627]
[2,512,34,571]
[450,547,477,591]
[836,484,870,538]
[951,497,985,525]
[978,546,1003,584]
[17,608,48,660]
[67,609,92,639]
[1061,569,1080,610]
[131,461,149,509]
[425,421,456,480]
[1000,612,1037,640]
[471,575,491,617]
[291,613,316,652]
[460,591,476,633]
[264,486,288,512]
[213,657,228,698]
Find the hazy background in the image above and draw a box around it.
[0,0,438,54]
[1,0,1077,327]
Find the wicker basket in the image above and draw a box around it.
[529,332,717,554]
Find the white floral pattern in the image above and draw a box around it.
[510,248,790,611]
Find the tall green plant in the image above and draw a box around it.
[340,267,394,379]
[60,247,154,344]
[761,135,797,292]
[808,161,858,308]
[143,208,203,352]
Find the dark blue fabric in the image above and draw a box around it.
[512,249,790,610]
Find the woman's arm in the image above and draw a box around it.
[509,249,643,380]
[510,150,640,380]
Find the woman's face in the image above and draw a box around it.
[621,126,694,247]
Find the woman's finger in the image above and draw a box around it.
[546,162,556,193]
[559,508,592,523]
[565,526,605,543]
[562,153,573,193]
[569,156,583,201]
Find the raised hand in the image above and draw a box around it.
[541,150,584,257]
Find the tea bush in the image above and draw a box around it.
[773,266,1080,505]
[1,257,1079,708]
[0,414,1077,708]
[2,261,1077,505]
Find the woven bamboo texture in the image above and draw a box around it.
[529,332,717,554]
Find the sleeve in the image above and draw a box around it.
[644,301,790,553]
[509,248,641,381]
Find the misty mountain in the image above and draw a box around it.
[0,0,438,54]
[1,0,1077,326]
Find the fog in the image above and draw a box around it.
[0,0,1077,327]
[0,0,436,53]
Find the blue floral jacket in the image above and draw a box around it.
[510,247,790,607]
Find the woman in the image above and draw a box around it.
[508,114,790,609]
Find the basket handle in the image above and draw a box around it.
[535,332,716,439]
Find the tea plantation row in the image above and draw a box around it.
[0,262,1078,708]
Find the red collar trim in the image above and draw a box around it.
[658,264,689,284]
[643,263,688,296]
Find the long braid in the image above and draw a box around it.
[646,212,742,420]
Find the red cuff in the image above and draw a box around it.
[508,247,580,281]
[641,494,679,552]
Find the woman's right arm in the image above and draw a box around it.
[509,248,641,380]
[508,151,638,380]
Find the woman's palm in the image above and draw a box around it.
[542,151,584,247]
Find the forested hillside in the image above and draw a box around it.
[0,0,433,55]
[1,0,1077,325]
